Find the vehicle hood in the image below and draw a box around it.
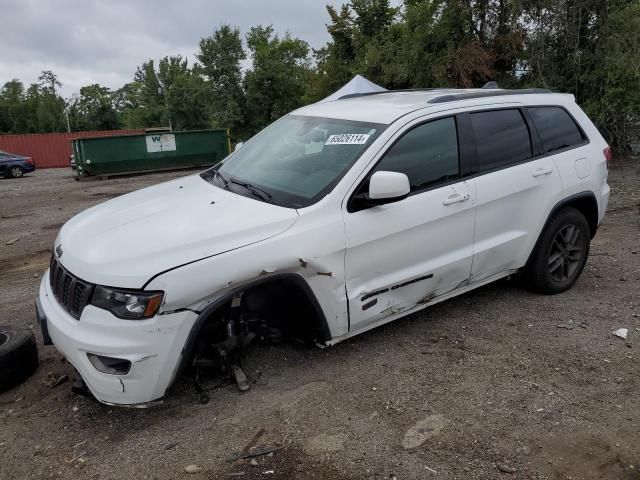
[55,175,298,288]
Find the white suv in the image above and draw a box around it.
[36,88,611,406]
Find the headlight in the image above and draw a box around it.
[91,286,164,320]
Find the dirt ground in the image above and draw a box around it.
[0,160,638,480]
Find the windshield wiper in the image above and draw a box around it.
[212,169,230,190]
[230,178,273,203]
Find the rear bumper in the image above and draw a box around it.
[37,272,198,405]
[598,182,610,226]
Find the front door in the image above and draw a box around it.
[344,116,477,333]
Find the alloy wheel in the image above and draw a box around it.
[548,224,584,282]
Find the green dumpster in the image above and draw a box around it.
[72,129,231,178]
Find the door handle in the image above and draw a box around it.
[442,192,470,205]
[532,166,553,177]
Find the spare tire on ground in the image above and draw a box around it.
[0,327,39,393]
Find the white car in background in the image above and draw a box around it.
[36,87,610,406]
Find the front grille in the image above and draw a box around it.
[49,255,94,319]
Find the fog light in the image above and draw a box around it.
[87,353,131,375]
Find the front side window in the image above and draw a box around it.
[372,117,459,192]
[528,106,585,153]
[470,109,532,172]
[201,115,384,208]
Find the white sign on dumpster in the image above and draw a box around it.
[146,133,176,153]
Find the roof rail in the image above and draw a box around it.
[338,91,389,100]
[428,88,552,104]
[338,88,445,100]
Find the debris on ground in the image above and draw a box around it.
[66,451,86,464]
[556,323,575,330]
[5,235,22,245]
[497,463,517,474]
[43,372,68,388]
[613,328,628,340]
[185,464,203,474]
[228,445,283,462]
[241,428,265,456]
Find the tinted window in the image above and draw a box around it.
[470,109,532,172]
[374,117,459,191]
[529,107,585,153]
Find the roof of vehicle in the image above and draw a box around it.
[293,88,569,124]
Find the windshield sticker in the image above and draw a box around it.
[325,133,371,145]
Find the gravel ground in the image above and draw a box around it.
[0,161,638,480]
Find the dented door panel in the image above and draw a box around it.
[344,180,476,333]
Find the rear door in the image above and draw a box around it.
[344,115,477,333]
[526,106,593,200]
[467,107,564,282]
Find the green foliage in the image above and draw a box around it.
[2,4,638,148]
[0,80,29,133]
[67,84,120,131]
[197,25,246,135]
[244,26,310,136]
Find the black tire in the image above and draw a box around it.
[524,207,590,294]
[8,166,24,178]
[0,327,39,393]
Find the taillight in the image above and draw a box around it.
[603,146,612,169]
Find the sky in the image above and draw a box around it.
[0,0,357,97]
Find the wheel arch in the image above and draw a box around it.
[526,191,599,268]
[553,192,599,238]
[166,272,332,394]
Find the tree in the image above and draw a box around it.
[0,80,28,133]
[2,6,638,148]
[122,60,165,128]
[68,84,120,131]
[197,25,246,136]
[243,26,310,136]
[308,5,358,101]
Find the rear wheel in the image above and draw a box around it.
[524,207,590,294]
[8,166,24,178]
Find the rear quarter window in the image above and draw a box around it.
[528,107,586,153]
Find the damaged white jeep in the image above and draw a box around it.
[36,88,610,406]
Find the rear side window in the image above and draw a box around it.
[374,117,459,192]
[528,107,585,153]
[470,109,532,172]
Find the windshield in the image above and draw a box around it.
[201,115,385,208]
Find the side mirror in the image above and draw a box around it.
[234,142,244,151]
[369,171,410,202]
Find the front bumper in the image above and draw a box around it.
[37,272,198,405]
